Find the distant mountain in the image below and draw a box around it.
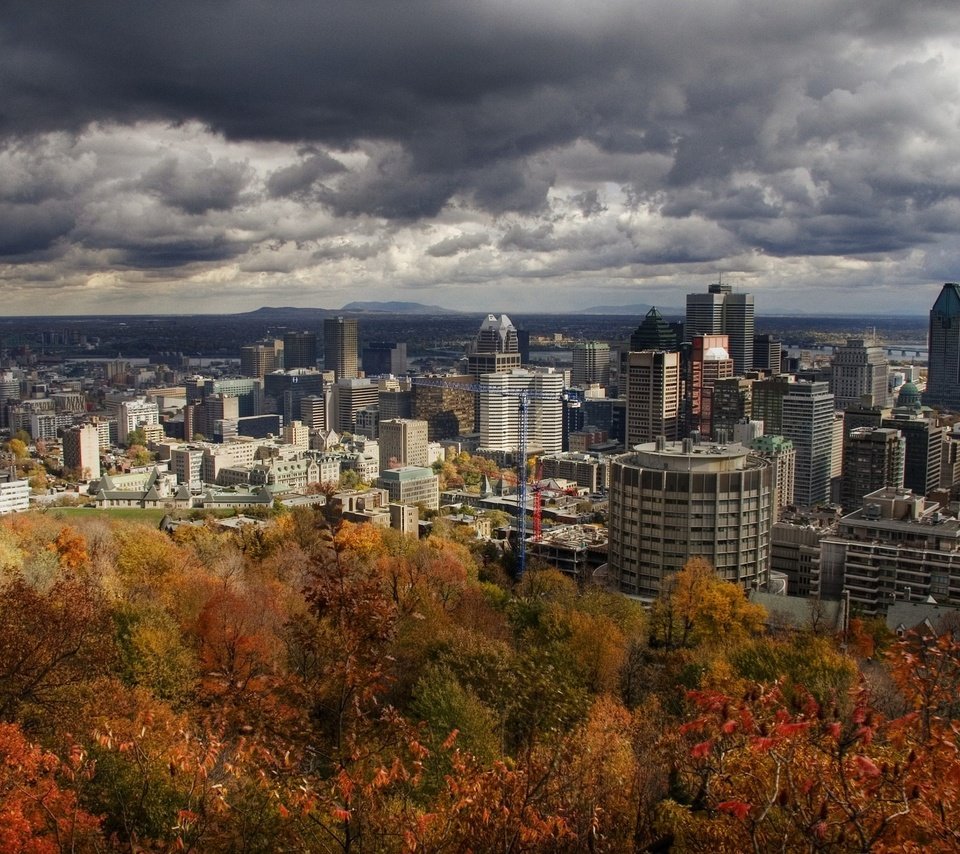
[340,300,462,314]
[578,303,684,317]
[238,306,335,319]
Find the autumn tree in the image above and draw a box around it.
[650,557,766,650]
[0,722,105,852]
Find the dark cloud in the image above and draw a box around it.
[0,0,958,312]
[139,155,251,214]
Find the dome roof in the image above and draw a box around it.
[704,346,730,360]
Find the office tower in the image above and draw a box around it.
[882,412,944,497]
[379,387,412,420]
[781,381,836,507]
[478,369,564,456]
[411,375,474,440]
[240,340,283,378]
[629,307,679,352]
[186,376,263,418]
[336,377,379,433]
[685,282,754,374]
[194,393,239,439]
[712,377,755,438]
[750,434,796,516]
[468,314,522,377]
[323,317,359,380]
[283,331,319,371]
[62,424,101,480]
[753,334,782,375]
[264,369,325,426]
[363,341,408,377]
[752,375,794,436]
[572,342,611,387]
[840,427,905,512]
[467,314,523,430]
[925,282,960,411]
[380,418,429,470]
[831,338,890,409]
[689,334,734,436]
[625,351,681,446]
[299,395,326,432]
[608,438,774,597]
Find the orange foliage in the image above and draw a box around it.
[0,722,103,853]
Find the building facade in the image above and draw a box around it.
[685,282,755,374]
[323,317,359,380]
[925,282,960,411]
[781,381,836,507]
[831,338,890,409]
[625,351,681,446]
[608,439,775,598]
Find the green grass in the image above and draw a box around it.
[45,506,236,524]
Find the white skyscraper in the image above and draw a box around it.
[781,381,836,507]
[478,369,564,456]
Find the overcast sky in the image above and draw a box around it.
[1,0,959,316]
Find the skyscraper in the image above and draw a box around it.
[781,381,836,507]
[283,331,318,371]
[625,351,681,445]
[379,418,429,470]
[840,427,905,513]
[689,334,734,436]
[685,283,755,374]
[467,314,522,430]
[925,282,960,412]
[571,342,611,387]
[831,338,890,409]
[478,368,564,456]
[609,439,774,597]
[323,317,359,380]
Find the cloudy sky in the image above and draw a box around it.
[1,0,959,316]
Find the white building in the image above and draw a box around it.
[0,469,30,514]
[117,398,160,445]
[478,368,564,457]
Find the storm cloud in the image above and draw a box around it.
[0,0,959,313]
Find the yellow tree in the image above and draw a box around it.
[650,557,766,650]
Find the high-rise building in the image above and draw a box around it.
[186,376,263,418]
[752,375,794,436]
[712,377,755,438]
[925,282,960,411]
[283,331,318,371]
[750,435,796,516]
[264,369,325,426]
[363,341,408,377]
[299,395,326,432]
[831,338,890,409]
[753,334,782,375]
[468,314,522,429]
[240,340,283,378]
[62,424,101,480]
[882,412,944,497]
[689,335,734,436]
[781,381,836,507]
[379,418,429,470]
[608,438,775,597]
[117,398,160,445]
[625,351,681,446]
[478,369,564,456]
[411,375,474,440]
[629,307,679,352]
[283,420,310,449]
[685,282,754,374]
[571,342,611,388]
[840,427,905,513]
[336,377,379,433]
[323,317,359,380]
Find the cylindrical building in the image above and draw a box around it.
[608,438,775,598]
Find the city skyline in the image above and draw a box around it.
[1,2,959,316]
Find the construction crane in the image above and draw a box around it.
[410,375,576,576]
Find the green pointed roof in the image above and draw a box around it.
[630,307,678,351]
